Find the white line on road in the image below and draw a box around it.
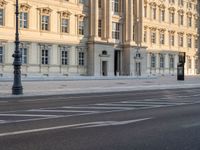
[62,106,133,110]
[0,120,6,123]
[0,101,8,103]
[0,114,60,118]
[0,118,152,137]
[94,103,160,107]
[28,109,98,113]
[76,118,152,129]
[120,101,177,105]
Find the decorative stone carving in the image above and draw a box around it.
[58,10,72,18]
[0,0,7,8]
[76,14,86,21]
[178,9,184,15]
[38,7,52,15]
[20,3,31,12]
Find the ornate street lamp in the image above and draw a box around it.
[134,18,142,76]
[12,0,23,95]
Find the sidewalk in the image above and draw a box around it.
[0,75,200,98]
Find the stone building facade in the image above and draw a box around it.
[0,0,199,78]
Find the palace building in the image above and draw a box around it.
[0,0,199,78]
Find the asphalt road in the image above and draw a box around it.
[0,88,200,150]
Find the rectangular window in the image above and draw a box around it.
[187,37,192,48]
[151,32,156,44]
[188,58,192,69]
[160,54,165,68]
[160,10,165,22]
[195,59,198,69]
[78,21,84,35]
[41,48,49,65]
[170,13,175,23]
[179,0,184,6]
[98,19,102,37]
[170,34,175,46]
[61,47,68,65]
[188,17,192,27]
[61,18,69,33]
[169,54,174,69]
[152,8,156,20]
[78,51,85,66]
[144,6,147,18]
[151,54,156,68]
[112,22,120,40]
[144,30,147,43]
[0,46,3,64]
[79,0,84,4]
[179,15,184,26]
[20,47,28,64]
[41,15,49,31]
[20,12,28,28]
[112,0,119,13]
[195,39,198,48]
[160,33,165,45]
[98,0,102,8]
[0,9,4,26]
[179,35,184,47]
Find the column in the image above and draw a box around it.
[107,0,112,41]
[94,0,99,37]
[147,52,151,74]
[69,46,77,66]
[165,53,169,74]
[156,53,160,73]
[103,0,107,39]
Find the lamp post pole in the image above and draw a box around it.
[12,0,23,95]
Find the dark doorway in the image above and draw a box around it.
[136,62,141,76]
[114,50,121,76]
[102,61,108,76]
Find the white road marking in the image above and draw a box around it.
[0,120,6,123]
[62,106,132,110]
[19,93,142,102]
[0,118,152,137]
[28,109,98,113]
[76,118,152,129]
[0,114,60,118]
[94,103,160,107]
[0,101,8,103]
[120,101,176,105]
[182,122,200,128]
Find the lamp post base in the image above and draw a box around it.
[12,86,23,95]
